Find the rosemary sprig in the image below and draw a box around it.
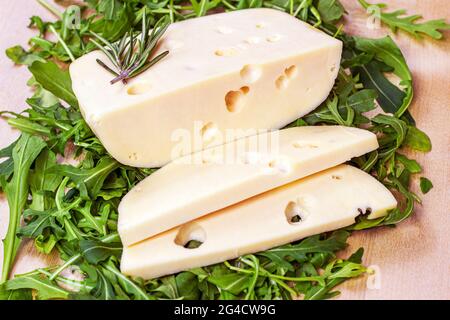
[90,12,170,84]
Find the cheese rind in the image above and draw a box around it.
[121,165,397,279]
[70,8,342,167]
[118,126,378,246]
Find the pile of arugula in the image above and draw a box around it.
[0,0,445,300]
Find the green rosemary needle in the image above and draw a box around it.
[90,12,170,85]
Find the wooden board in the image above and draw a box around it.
[0,0,449,299]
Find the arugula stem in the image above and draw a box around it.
[49,25,75,62]
[221,0,236,10]
[271,277,297,297]
[225,260,324,286]
[39,269,94,291]
[49,254,81,281]
[36,0,62,19]
[293,0,308,18]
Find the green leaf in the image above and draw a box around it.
[6,45,46,66]
[259,231,349,271]
[207,273,250,296]
[404,126,432,152]
[381,177,415,225]
[35,234,58,254]
[18,208,64,239]
[28,61,79,108]
[317,0,345,24]
[396,154,421,174]
[5,274,69,300]
[353,36,412,117]
[304,248,365,300]
[1,134,46,283]
[372,114,407,148]
[29,149,62,210]
[359,0,450,39]
[355,60,407,115]
[175,272,201,299]
[0,139,19,181]
[153,275,179,299]
[419,177,433,194]
[49,156,120,199]
[102,259,150,300]
[354,36,411,81]
[79,240,122,264]
[347,89,378,112]
[0,286,33,300]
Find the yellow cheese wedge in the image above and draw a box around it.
[69,8,342,167]
[121,165,397,279]
[118,126,378,246]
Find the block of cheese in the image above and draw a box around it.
[118,126,378,246]
[121,165,397,279]
[70,8,343,167]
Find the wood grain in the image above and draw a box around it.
[0,0,449,299]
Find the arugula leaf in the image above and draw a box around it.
[353,36,412,117]
[359,0,450,39]
[259,231,349,271]
[0,286,32,300]
[208,273,251,296]
[29,61,78,108]
[419,177,433,194]
[49,156,120,199]
[1,134,46,283]
[4,273,69,300]
[79,240,122,264]
[317,0,345,24]
[404,126,432,152]
[304,248,364,300]
[6,45,46,66]
[0,138,18,181]
[28,149,61,211]
[101,258,151,300]
[396,154,421,174]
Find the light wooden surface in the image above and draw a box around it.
[0,0,449,299]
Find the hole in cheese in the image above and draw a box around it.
[357,207,373,215]
[331,175,342,180]
[225,88,248,113]
[284,65,298,79]
[285,201,303,224]
[240,86,250,94]
[200,122,219,143]
[240,64,262,83]
[275,75,289,90]
[174,223,206,249]
[126,82,152,95]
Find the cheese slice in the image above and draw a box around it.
[70,8,342,167]
[121,165,397,279]
[118,126,378,246]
